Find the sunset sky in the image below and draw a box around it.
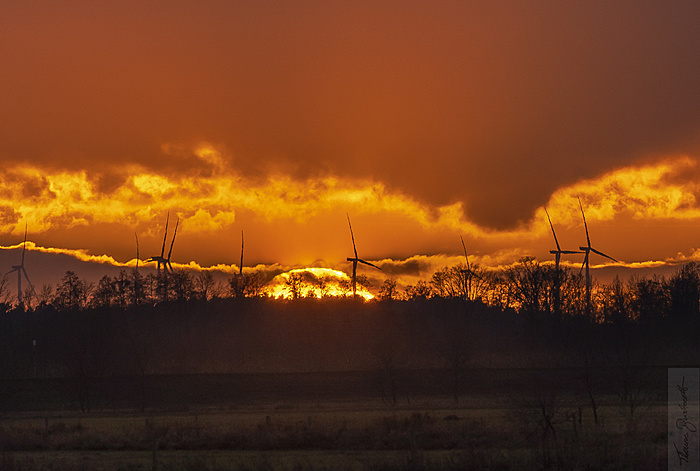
[3,1,700,294]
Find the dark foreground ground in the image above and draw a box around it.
[0,367,671,470]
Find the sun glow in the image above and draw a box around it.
[263,268,375,300]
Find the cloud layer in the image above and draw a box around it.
[1,148,700,281]
[3,1,700,231]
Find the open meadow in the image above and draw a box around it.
[0,367,669,471]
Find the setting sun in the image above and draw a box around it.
[263,268,374,301]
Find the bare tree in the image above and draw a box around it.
[37,284,53,308]
[21,286,35,311]
[229,272,266,298]
[597,275,630,324]
[169,270,194,302]
[129,268,145,305]
[378,279,398,301]
[194,271,216,301]
[510,378,572,470]
[431,265,465,299]
[667,262,700,323]
[504,257,554,316]
[404,280,432,300]
[113,270,131,308]
[0,274,11,306]
[315,276,331,298]
[285,272,304,300]
[92,275,116,308]
[54,271,93,311]
[628,275,669,323]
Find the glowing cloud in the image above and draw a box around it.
[0,144,480,238]
[542,156,700,227]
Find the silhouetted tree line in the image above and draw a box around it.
[425,258,700,326]
[1,258,699,327]
[0,259,696,382]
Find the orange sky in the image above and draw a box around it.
[2,1,700,293]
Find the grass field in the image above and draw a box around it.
[0,368,669,470]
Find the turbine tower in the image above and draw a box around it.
[346,214,381,297]
[134,232,140,271]
[578,198,618,317]
[231,230,245,298]
[545,208,582,315]
[460,235,472,300]
[7,223,34,308]
[239,230,244,278]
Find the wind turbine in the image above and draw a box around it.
[545,208,582,315]
[346,214,381,297]
[577,198,618,317]
[7,223,34,308]
[147,212,179,275]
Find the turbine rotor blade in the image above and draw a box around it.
[358,259,381,270]
[590,247,618,263]
[460,235,470,271]
[347,214,358,259]
[561,250,584,254]
[167,217,179,260]
[580,252,589,274]
[544,208,561,251]
[578,197,591,248]
[160,212,170,257]
[22,267,34,293]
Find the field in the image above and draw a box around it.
[0,368,668,470]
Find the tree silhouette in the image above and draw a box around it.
[403,280,431,300]
[92,275,116,308]
[668,262,700,323]
[504,257,554,316]
[54,271,92,311]
[285,272,304,300]
[194,271,216,300]
[628,275,668,323]
[378,279,398,300]
[129,268,145,305]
